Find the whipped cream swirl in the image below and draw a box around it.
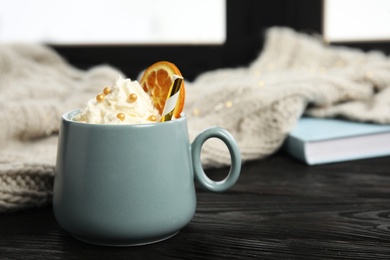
[73,77,160,124]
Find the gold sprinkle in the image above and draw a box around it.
[96,93,105,103]
[192,108,200,116]
[258,80,265,87]
[128,93,138,103]
[103,87,112,95]
[117,113,125,121]
[147,115,157,122]
[225,101,233,108]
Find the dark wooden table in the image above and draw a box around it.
[1,152,390,259]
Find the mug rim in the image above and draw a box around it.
[62,109,187,127]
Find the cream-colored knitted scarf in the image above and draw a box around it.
[1,27,390,212]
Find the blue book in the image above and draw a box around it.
[283,117,390,165]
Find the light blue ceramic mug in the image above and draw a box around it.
[53,109,241,246]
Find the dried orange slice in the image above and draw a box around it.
[140,61,185,118]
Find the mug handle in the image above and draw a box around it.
[191,127,241,192]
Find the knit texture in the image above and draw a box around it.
[1,27,390,212]
[185,27,390,167]
[0,44,124,212]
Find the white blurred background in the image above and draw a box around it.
[1,0,390,45]
[0,0,226,45]
[323,0,390,42]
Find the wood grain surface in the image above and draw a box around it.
[1,153,390,259]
